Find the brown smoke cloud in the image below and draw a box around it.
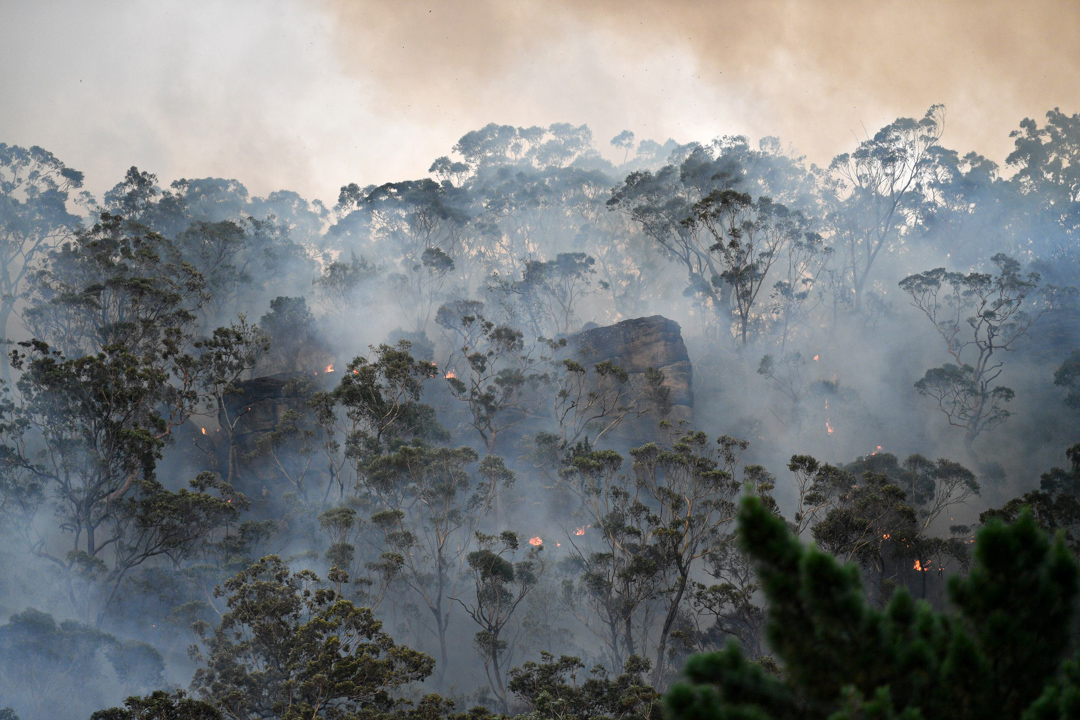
[1,1,1076,202]
[321,0,1080,169]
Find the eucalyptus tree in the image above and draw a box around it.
[190,556,433,720]
[899,253,1057,452]
[364,445,511,686]
[333,179,470,331]
[457,530,545,713]
[0,144,85,383]
[437,300,549,455]
[681,190,805,345]
[826,105,944,310]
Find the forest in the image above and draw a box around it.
[2,106,1080,720]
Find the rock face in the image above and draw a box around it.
[219,372,334,490]
[569,315,693,437]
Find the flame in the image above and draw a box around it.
[871,445,882,456]
[556,542,561,547]
[326,364,334,373]
[882,533,891,540]
[826,421,834,434]
[914,559,930,572]
[445,371,456,379]
[528,536,543,546]
[813,354,819,362]
[574,526,588,536]
[201,428,206,435]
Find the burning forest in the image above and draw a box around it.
[1,2,1080,720]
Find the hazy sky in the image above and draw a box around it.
[1,0,1077,203]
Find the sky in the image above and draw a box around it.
[1,0,1077,204]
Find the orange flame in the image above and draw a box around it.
[528,536,543,546]
[201,428,206,435]
[826,421,834,434]
[574,526,588,536]
[914,559,930,572]
[813,354,819,362]
[871,445,882,456]
[326,364,334,373]
[445,371,456,379]
[882,533,890,540]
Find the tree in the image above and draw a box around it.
[456,530,545,713]
[1006,107,1080,256]
[257,296,316,373]
[508,653,660,720]
[900,253,1053,451]
[91,691,222,720]
[195,316,270,485]
[666,495,1080,720]
[334,340,446,475]
[312,251,379,311]
[24,212,205,360]
[488,252,598,337]
[191,556,433,720]
[611,130,637,164]
[437,301,549,454]
[332,179,469,331]
[364,445,508,686]
[550,356,668,448]
[1054,349,1080,410]
[788,453,977,601]
[827,105,945,310]
[682,190,803,344]
[630,433,747,685]
[0,144,84,384]
[610,139,819,343]
[3,341,241,623]
[982,443,1080,555]
[0,608,164,720]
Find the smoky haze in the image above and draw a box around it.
[2,0,1078,202]
[4,4,1080,720]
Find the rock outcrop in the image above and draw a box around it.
[568,315,693,439]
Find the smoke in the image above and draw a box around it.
[324,0,1080,169]
[4,1,1078,204]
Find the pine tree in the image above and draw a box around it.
[667,494,1080,720]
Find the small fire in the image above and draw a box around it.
[914,559,930,572]
[882,533,891,540]
[574,526,588,536]
[445,371,456,379]
[326,364,335,373]
[871,445,882,455]
[201,428,206,435]
[826,421,834,434]
[528,536,543,546]
[813,354,819,362]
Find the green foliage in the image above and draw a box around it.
[508,653,660,720]
[91,691,223,720]
[0,608,163,720]
[191,556,434,720]
[900,253,1046,447]
[667,494,1080,720]
[258,295,316,372]
[1054,350,1080,410]
[982,443,1080,554]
